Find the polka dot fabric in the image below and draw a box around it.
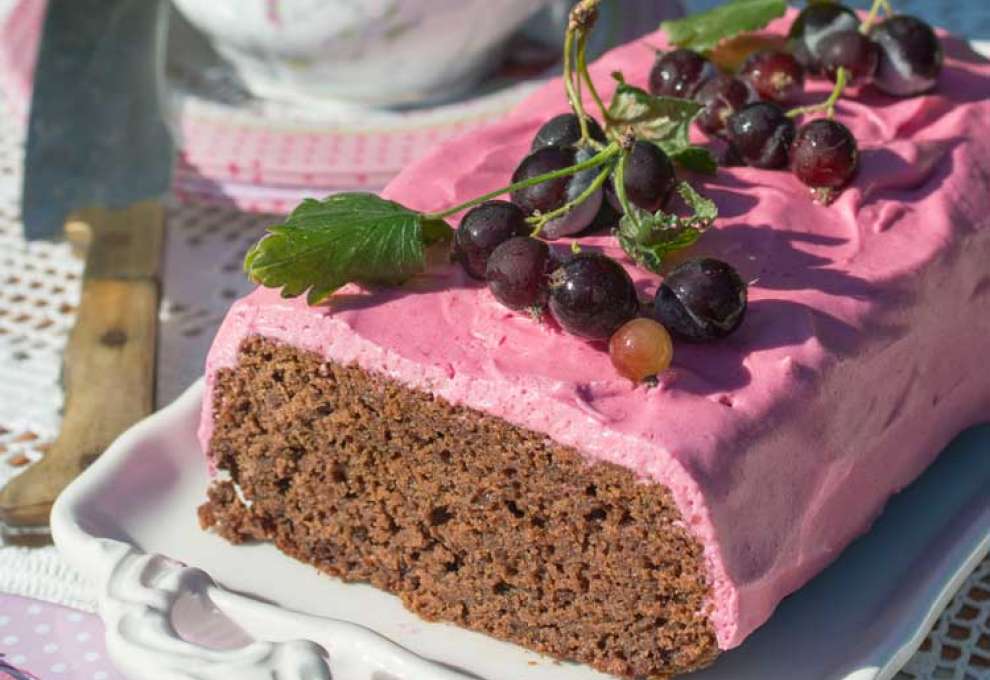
[0,594,121,680]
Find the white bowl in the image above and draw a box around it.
[169,0,555,107]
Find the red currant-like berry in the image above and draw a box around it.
[791,118,859,195]
[454,200,528,280]
[654,258,747,342]
[549,254,639,340]
[649,48,716,98]
[609,318,674,383]
[486,236,552,311]
[817,30,881,84]
[739,50,805,105]
[726,101,796,170]
[870,15,944,97]
[695,74,753,137]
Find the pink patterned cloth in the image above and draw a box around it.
[0,594,123,680]
[0,659,39,680]
[0,659,40,680]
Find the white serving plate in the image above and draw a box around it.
[51,380,990,680]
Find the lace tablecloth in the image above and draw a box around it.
[1,5,990,677]
[0,93,273,611]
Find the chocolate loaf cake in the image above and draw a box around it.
[201,336,718,677]
[198,14,990,680]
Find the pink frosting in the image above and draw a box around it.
[199,16,990,651]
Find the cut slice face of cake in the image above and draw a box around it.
[197,15,990,680]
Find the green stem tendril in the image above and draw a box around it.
[529,161,614,236]
[564,0,607,145]
[563,29,592,143]
[612,149,635,224]
[424,143,621,221]
[574,35,585,121]
[787,66,848,119]
[576,30,611,128]
[860,0,892,34]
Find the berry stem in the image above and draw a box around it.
[562,0,607,146]
[529,161,614,236]
[424,143,621,221]
[786,66,848,119]
[576,30,612,130]
[860,0,893,33]
[563,29,593,144]
[612,149,637,224]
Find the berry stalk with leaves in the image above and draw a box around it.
[245,0,724,305]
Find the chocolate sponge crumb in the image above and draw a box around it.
[200,336,719,678]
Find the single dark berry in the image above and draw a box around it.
[788,3,860,74]
[510,145,602,240]
[549,254,639,340]
[726,101,796,169]
[511,146,571,217]
[695,74,753,137]
[609,318,673,382]
[791,118,859,193]
[486,237,551,311]
[531,113,607,151]
[870,15,943,97]
[739,50,805,105]
[649,48,716,98]
[453,201,528,279]
[606,141,677,213]
[623,141,677,213]
[817,30,880,84]
[654,258,747,342]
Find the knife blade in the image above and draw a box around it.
[22,0,173,239]
[1,0,174,537]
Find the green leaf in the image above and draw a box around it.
[607,83,717,173]
[677,181,718,224]
[669,145,718,175]
[661,0,787,52]
[244,193,453,305]
[609,83,701,148]
[615,182,717,273]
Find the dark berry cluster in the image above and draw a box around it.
[446,2,943,383]
[451,114,748,382]
[789,4,943,97]
[246,0,948,386]
[649,5,943,202]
